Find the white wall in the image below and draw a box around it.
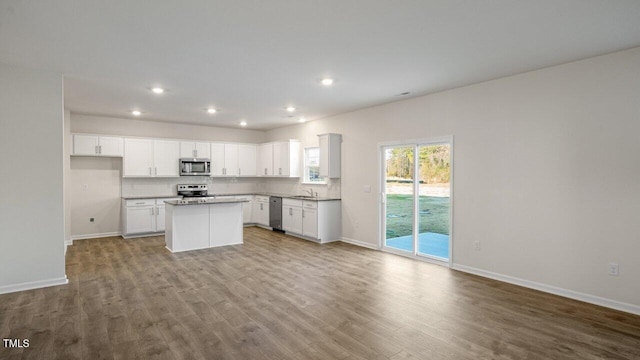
[265,47,640,311]
[0,63,67,293]
[70,157,122,238]
[70,114,266,143]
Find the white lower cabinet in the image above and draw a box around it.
[123,198,180,237]
[253,196,270,226]
[217,195,253,223]
[125,204,156,234]
[236,195,253,223]
[282,199,341,243]
[282,199,303,234]
[302,202,318,239]
[156,205,167,232]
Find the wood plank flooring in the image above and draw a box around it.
[1,227,639,359]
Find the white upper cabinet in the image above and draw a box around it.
[211,143,255,177]
[180,141,211,159]
[153,140,180,177]
[72,134,123,157]
[210,143,225,176]
[124,138,154,177]
[211,143,238,176]
[224,143,239,176]
[318,133,341,178]
[100,136,125,156]
[272,140,300,177]
[257,143,273,176]
[79,133,299,179]
[238,144,257,177]
[73,134,99,155]
[123,138,179,177]
[257,141,299,177]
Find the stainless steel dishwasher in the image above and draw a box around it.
[269,196,282,231]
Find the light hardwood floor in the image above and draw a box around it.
[1,227,639,359]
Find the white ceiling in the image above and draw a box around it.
[1,1,640,130]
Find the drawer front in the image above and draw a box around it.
[126,199,156,207]
[283,198,303,207]
[255,195,269,202]
[303,201,318,209]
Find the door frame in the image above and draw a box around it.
[378,136,454,267]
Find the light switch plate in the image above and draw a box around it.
[363,185,371,193]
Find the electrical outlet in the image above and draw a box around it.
[608,262,619,276]
[474,241,481,251]
[90,218,94,223]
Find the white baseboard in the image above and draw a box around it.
[0,276,69,295]
[340,237,379,250]
[71,231,122,241]
[452,264,640,316]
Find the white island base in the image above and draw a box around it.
[165,200,245,253]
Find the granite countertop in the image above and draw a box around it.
[124,193,341,201]
[122,195,182,200]
[213,192,341,201]
[165,198,250,206]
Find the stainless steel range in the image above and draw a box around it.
[177,184,214,199]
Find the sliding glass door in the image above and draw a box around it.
[382,139,452,263]
[383,146,415,254]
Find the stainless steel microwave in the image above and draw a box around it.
[179,158,211,176]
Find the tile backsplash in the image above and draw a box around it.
[121,176,341,198]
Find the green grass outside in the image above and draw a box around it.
[386,194,450,239]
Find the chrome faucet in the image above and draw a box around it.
[305,188,315,197]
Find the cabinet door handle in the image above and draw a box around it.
[95,145,99,154]
[238,168,241,176]
[264,168,267,175]
[289,208,292,216]
[260,203,263,210]
[279,168,282,175]
[193,149,197,158]
[155,167,158,176]
[302,209,304,218]
[149,167,152,175]
[99,145,102,154]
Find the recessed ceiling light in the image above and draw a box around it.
[298,117,306,123]
[207,108,217,114]
[131,110,142,116]
[151,87,164,94]
[286,106,296,112]
[321,78,334,86]
[240,121,247,127]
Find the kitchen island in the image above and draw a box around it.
[164,198,249,253]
